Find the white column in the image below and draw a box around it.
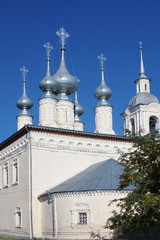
[56,100,74,130]
[39,97,57,127]
[95,105,115,134]
[136,111,140,134]
[126,116,129,131]
[17,115,33,131]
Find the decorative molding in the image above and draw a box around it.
[39,97,57,127]
[50,190,129,199]
[30,131,131,155]
[0,139,29,161]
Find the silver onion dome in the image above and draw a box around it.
[74,91,84,121]
[16,67,33,114]
[39,42,57,97]
[52,27,78,100]
[94,54,112,105]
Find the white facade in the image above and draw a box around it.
[0,126,132,239]
[40,191,128,240]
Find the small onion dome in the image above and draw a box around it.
[74,92,84,121]
[94,54,112,106]
[52,48,78,98]
[39,72,57,95]
[94,74,112,106]
[16,67,33,114]
[94,81,112,101]
[16,89,33,111]
[39,42,57,95]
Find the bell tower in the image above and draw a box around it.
[121,42,160,135]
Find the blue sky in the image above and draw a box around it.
[0,0,160,142]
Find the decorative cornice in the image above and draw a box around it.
[43,189,130,199]
[30,131,131,155]
[0,139,29,161]
[0,125,131,150]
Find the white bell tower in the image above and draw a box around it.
[121,42,160,135]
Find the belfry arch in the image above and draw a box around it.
[149,116,158,133]
[130,118,135,135]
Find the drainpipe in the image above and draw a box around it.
[26,127,33,239]
[50,194,57,238]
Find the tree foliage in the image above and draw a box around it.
[106,133,160,237]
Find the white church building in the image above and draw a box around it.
[0,28,159,240]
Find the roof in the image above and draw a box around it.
[0,125,131,150]
[129,92,159,107]
[40,159,133,197]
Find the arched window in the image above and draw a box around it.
[149,116,158,133]
[145,84,147,91]
[15,207,22,228]
[130,118,135,135]
[12,159,18,185]
[3,163,9,188]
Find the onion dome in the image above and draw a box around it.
[16,67,33,115]
[39,42,57,98]
[94,54,112,106]
[74,91,84,121]
[52,27,78,100]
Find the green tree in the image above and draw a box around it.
[106,133,160,238]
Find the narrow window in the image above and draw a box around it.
[12,160,18,185]
[15,207,22,228]
[78,212,87,224]
[145,84,147,91]
[3,163,9,187]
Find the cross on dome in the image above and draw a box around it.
[20,66,28,82]
[56,27,69,48]
[139,41,142,49]
[98,53,106,69]
[44,42,53,58]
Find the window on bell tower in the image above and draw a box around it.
[130,118,135,135]
[149,116,157,133]
[145,84,147,91]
